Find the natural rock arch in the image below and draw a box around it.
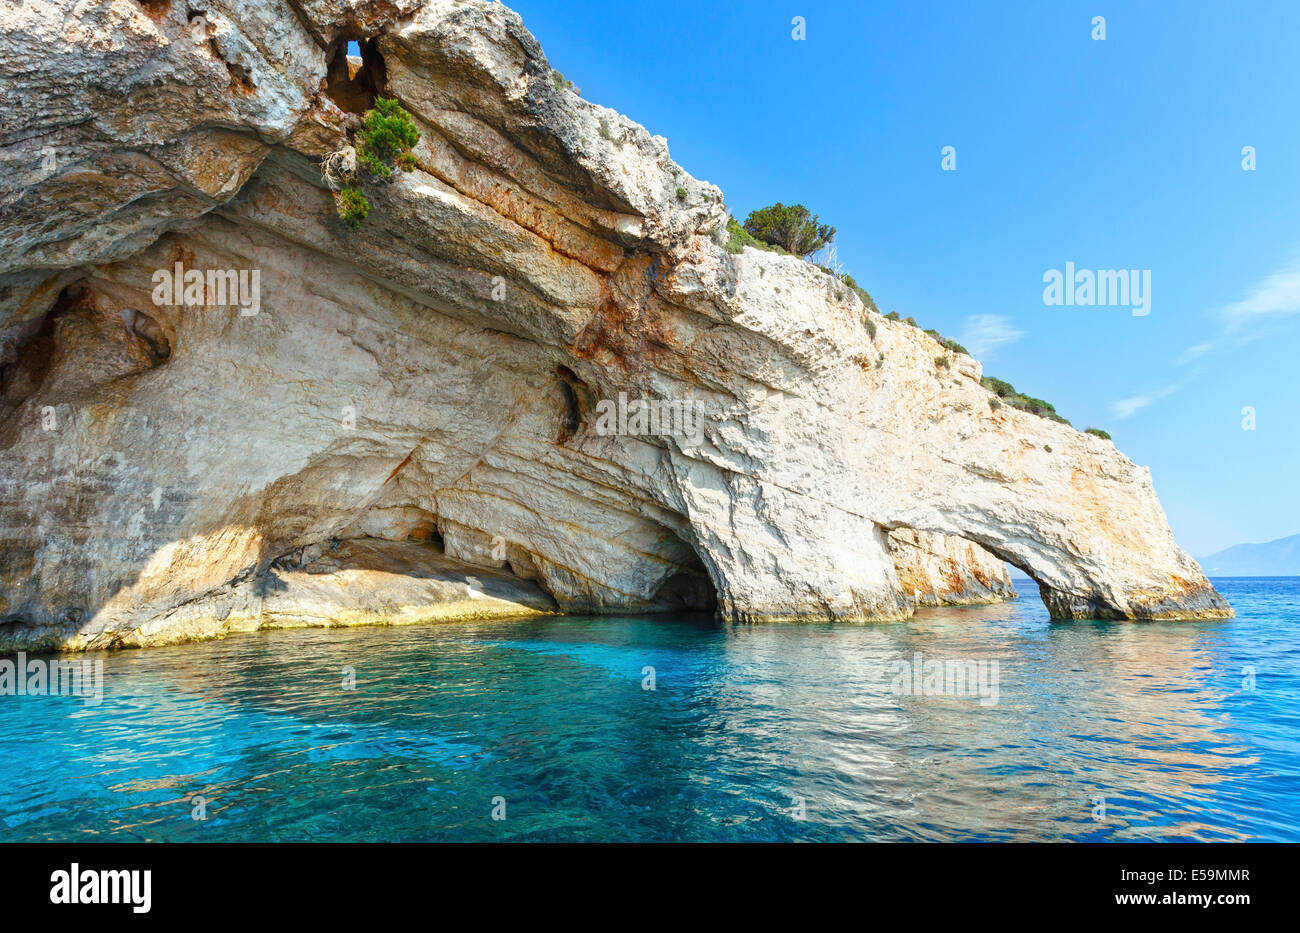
[886,528,1017,608]
[0,0,1228,650]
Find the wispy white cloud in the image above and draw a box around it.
[1175,342,1213,365]
[1108,252,1299,420]
[957,314,1024,359]
[1110,383,1181,420]
[1218,255,1300,331]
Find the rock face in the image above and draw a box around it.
[888,530,1017,607]
[0,0,1230,650]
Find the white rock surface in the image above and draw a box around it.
[0,0,1230,650]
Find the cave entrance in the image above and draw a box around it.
[1,283,97,413]
[324,37,386,113]
[652,549,718,614]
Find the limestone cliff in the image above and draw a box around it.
[0,0,1230,649]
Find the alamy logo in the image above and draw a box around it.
[152,261,260,316]
[890,652,1000,706]
[50,863,151,913]
[593,393,705,446]
[0,652,102,705]
[1043,262,1150,316]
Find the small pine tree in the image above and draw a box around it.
[337,98,420,231]
[741,203,835,258]
[356,97,422,179]
[335,186,370,229]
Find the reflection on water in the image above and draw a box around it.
[0,578,1295,841]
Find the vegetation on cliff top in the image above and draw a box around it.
[722,202,1080,431]
[550,69,579,95]
[741,203,835,258]
[981,376,1070,425]
[825,269,879,314]
[723,207,879,317]
[723,216,781,255]
[925,329,968,356]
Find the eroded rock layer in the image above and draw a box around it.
[0,0,1230,649]
[888,530,1017,607]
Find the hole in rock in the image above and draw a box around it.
[653,552,718,613]
[120,307,172,362]
[347,505,444,551]
[892,526,1058,616]
[324,35,386,113]
[410,523,444,552]
[138,0,172,19]
[554,365,588,445]
[0,284,87,411]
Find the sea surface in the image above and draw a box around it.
[1,577,1296,842]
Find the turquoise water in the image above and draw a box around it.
[0,577,1296,842]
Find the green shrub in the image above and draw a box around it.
[335,97,420,230]
[1044,444,1052,452]
[924,328,969,355]
[1085,427,1112,440]
[884,311,901,321]
[864,317,877,339]
[903,316,918,327]
[356,97,421,180]
[551,70,579,95]
[811,266,879,313]
[935,355,950,369]
[723,206,880,322]
[724,216,786,255]
[839,273,878,312]
[675,186,687,201]
[980,375,1070,425]
[1019,395,1069,423]
[989,398,1001,411]
[851,286,877,311]
[982,377,1014,397]
[335,186,370,229]
[742,203,835,258]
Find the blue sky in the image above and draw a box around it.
[506,0,1300,556]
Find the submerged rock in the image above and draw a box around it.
[0,0,1230,649]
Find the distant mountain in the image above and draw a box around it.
[1199,533,1300,577]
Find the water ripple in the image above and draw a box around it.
[0,580,1295,841]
